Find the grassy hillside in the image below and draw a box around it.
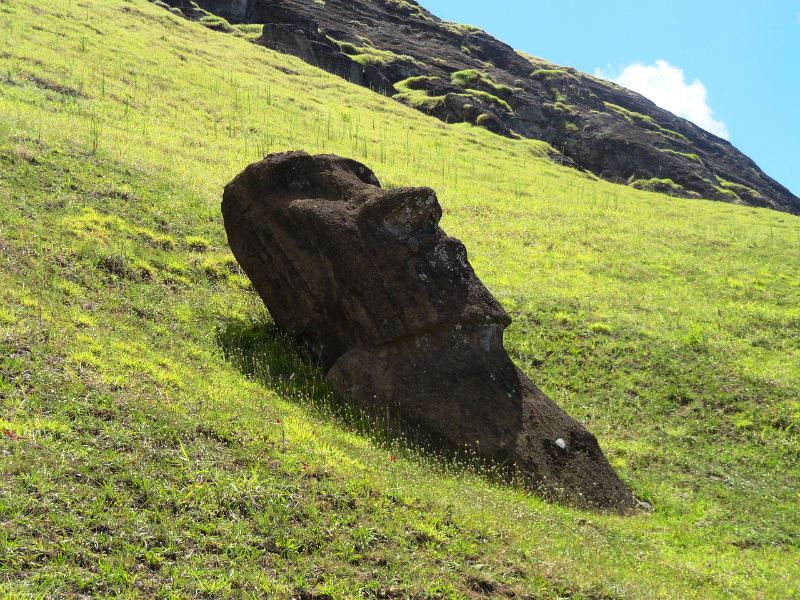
[0,0,798,597]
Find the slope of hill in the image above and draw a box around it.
[155,0,800,214]
[0,0,798,597]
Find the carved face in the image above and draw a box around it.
[223,151,509,366]
[223,153,635,510]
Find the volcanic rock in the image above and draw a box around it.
[156,0,799,213]
[222,151,636,510]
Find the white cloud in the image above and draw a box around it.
[596,60,729,139]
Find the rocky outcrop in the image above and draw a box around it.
[221,151,637,511]
[155,0,799,214]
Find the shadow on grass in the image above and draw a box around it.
[215,313,513,485]
[214,314,373,432]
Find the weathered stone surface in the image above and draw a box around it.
[222,151,636,510]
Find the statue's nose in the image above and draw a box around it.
[359,187,442,238]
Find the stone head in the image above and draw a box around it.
[222,151,510,366]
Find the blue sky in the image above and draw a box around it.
[423,0,800,197]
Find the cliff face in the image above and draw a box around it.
[159,0,799,213]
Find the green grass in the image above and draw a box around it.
[0,0,799,597]
[381,0,428,20]
[605,102,659,126]
[518,50,553,68]
[328,36,415,66]
[392,76,447,111]
[461,89,512,113]
[545,101,575,115]
[604,102,691,143]
[449,70,513,113]
[450,68,513,99]
[717,177,763,200]
[714,186,743,203]
[531,68,576,81]
[630,177,687,194]
[475,113,492,126]
[196,14,233,33]
[659,148,702,163]
[659,128,691,143]
[443,22,484,36]
[233,23,265,41]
